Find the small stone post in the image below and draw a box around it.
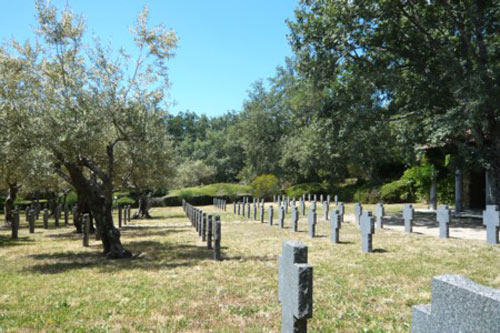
[437,205,451,239]
[308,206,316,238]
[403,204,414,233]
[269,205,274,226]
[207,214,213,249]
[12,209,19,240]
[483,205,500,245]
[330,209,341,244]
[28,209,35,234]
[279,205,285,229]
[214,215,221,261]
[292,206,298,232]
[374,203,384,229]
[360,211,375,253]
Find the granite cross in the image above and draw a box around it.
[278,241,313,333]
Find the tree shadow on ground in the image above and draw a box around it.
[25,239,230,275]
[383,213,485,230]
[0,235,35,247]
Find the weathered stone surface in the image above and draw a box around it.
[374,203,384,229]
[437,205,451,239]
[323,201,329,221]
[260,204,265,223]
[28,210,35,234]
[202,213,207,241]
[300,199,306,216]
[269,205,274,226]
[12,210,19,240]
[279,205,285,229]
[308,207,316,238]
[292,206,299,232]
[207,214,213,249]
[412,274,500,333]
[330,209,341,244]
[403,204,414,233]
[360,211,375,253]
[278,241,313,333]
[483,205,500,245]
[354,202,362,225]
[337,202,345,223]
[214,215,221,261]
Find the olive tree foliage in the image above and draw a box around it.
[0,46,40,226]
[171,159,217,189]
[4,1,178,258]
[116,121,176,219]
[288,0,500,203]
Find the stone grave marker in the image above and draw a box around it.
[437,205,451,239]
[300,199,306,216]
[253,203,257,220]
[374,203,384,228]
[12,209,19,240]
[403,204,414,233]
[412,274,500,332]
[337,202,345,223]
[279,205,285,229]
[260,204,265,223]
[323,201,329,221]
[202,212,207,242]
[207,214,213,249]
[483,205,500,245]
[354,202,362,225]
[269,206,274,226]
[28,210,35,234]
[308,206,316,238]
[278,240,313,333]
[214,215,221,261]
[292,206,299,232]
[360,211,375,253]
[330,209,341,244]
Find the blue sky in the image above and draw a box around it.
[0,1,297,117]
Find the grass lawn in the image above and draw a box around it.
[0,203,499,332]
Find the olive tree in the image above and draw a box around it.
[7,2,177,258]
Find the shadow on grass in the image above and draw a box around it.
[383,213,485,230]
[372,248,388,253]
[0,235,35,247]
[25,240,226,274]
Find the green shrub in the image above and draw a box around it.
[66,192,78,207]
[380,179,414,203]
[285,183,324,197]
[353,186,381,204]
[168,183,252,201]
[115,196,135,207]
[251,174,280,199]
[400,164,434,201]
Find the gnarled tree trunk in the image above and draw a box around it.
[5,183,17,226]
[132,192,153,219]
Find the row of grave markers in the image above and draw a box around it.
[9,204,133,246]
[183,200,222,261]
[209,198,500,331]
[213,198,227,211]
[278,240,500,333]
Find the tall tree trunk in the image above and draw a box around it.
[132,192,153,219]
[64,162,131,259]
[5,183,18,226]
